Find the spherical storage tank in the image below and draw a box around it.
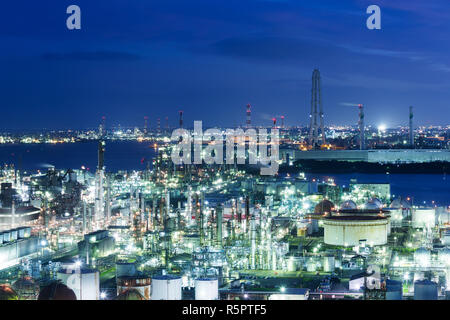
[12,277,40,300]
[340,200,357,210]
[195,278,219,300]
[151,275,182,300]
[414,280,438,300]
[314,200,335,214]
[364,198,383,210]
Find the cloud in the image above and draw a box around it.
[208,36,345,64]
[41,51,141,61]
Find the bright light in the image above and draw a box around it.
[100,292,107,299]
[280,286,286,293]
[378,124,387,132]
[75,260,82,267]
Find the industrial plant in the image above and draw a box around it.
[1,65,450,302]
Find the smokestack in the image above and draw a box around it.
[358,104,365,150]
[165,116,169,130]
[157,118,161,136]
[409,106,414,148]
[281,116,285,129]
[272,117,277,128]
[246,104,251,128]
[98,140,105,170]
[144,116,148,135]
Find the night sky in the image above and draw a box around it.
[1,0,450,130]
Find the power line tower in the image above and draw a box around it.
[308,69,326,148]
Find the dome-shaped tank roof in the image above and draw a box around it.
[314,200,335,214]
[38,281,77,300]
[114,289,146,300]
[390,197,411,209]
[364,198,383,210]
[12,277,39,300]
[340,200,357,210]
[0,284,18,300]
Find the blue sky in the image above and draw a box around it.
[1,0,450,130]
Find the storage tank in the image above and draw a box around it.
[385,279,403,300]
[364,198,383,210]
[12,277,40,300]
[414,248,431,267]
[117,276,151,300]
[323,256,335,272]
[412,208,436,228]
[439,248,450,265]
[18,228,26,239]
[17,227,30,239]
[151,275,182,300]
[323,216,388,246]
[10,230,18,241]
[340,200,357,210]
[414,280,438,300]
[57,267,100,300]
[443,230,450,246]
[306,258,317,272]
[3,231,11,243]
[286,256,300,272]
[195,278,219,300]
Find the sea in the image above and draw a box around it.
[0,141,449,206]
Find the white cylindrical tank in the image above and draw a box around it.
[323,216,389,246]
[287,258,296,272]
[414,280,438,300]
[151,275,182,300]
[195,278,219,300]
[439,248,450,266]
[57,267,100,300]
[414,248,431,267]
[306,259,316,272]
[323,256,335,272]
[412,208,436,228]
